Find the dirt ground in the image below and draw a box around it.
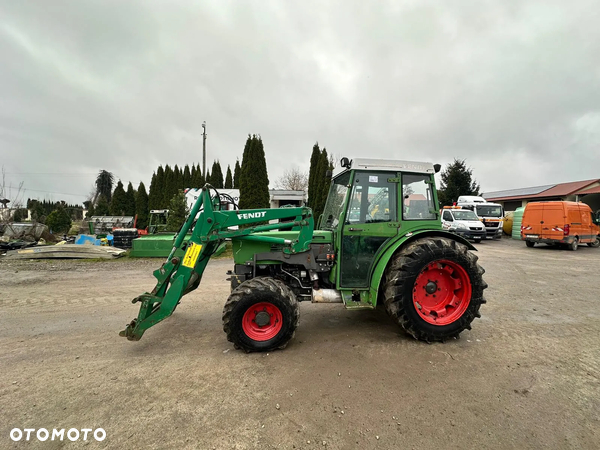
[1,238,599,449]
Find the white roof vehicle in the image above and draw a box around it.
[441,207,486,243]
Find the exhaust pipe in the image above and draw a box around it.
[312,289,343,303]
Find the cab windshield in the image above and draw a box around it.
[452,210,479,221]
[476,205,502,217]
[320,172,351,230]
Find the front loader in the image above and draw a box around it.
[120,157,487,351]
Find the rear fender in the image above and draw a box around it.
[368,230,476,307]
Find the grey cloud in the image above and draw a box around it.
[1,0,599,205]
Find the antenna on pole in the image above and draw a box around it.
[202,121,207,179]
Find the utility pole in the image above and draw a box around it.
[202,121,207,178]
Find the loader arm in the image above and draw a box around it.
[120,185,314,341]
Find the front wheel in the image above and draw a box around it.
[222,277,299,352]
[526,241,535,248]
[588,237,600,248]
[569,238,578,251]
[383,237,487,342]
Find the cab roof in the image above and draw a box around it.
[348,158,435,174]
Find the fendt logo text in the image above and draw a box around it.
[237,211,267,220]
[10,428,106,442]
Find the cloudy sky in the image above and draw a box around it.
[1,0,599,206]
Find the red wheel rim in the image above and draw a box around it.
[242,302,283,341]
[412,259,472,325]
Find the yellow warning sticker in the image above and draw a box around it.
[182,243,202,268]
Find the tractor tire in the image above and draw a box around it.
[588,236,600,248]
[222,277,299,352]
[383,237,487,342]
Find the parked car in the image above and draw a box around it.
[521,201,600,250]
[441,207,486,243]
[456,196,504,239]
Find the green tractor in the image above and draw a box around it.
[120,157,487,351]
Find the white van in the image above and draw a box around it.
[441,207,486,243]
[456,196,503,239]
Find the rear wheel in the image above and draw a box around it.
[588,237,600,248]
[569,238,578,251]
[222,277,299,352]
[383,237,487,342]
[526,241,535,248]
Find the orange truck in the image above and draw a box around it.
[521,201,600,250]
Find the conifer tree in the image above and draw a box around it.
[225,165,233,189]
[190,164,197,184]
[437,159,480,206]
[95,170,115,204]
[307,143,321,212]
[233,159,241,188]
[136,182,149,229]
[173,164,185,190]
[165,190,189,232]
[110,181,128,215]
[183,165,191,188]
[239,135,270,209]
[163,165,174,208]
[95,195,110,216]
[315,148,332,221]
[211,161,224,188]
[125,182,136,216]
[149,166,165,210]
[307,145,333,222]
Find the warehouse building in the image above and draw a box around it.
[483,179,600,213]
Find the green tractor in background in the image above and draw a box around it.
[121,157,487,351]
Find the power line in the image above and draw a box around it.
[4,173,97,176]
[18,187,86,198]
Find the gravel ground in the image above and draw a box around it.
[1,238,599,449]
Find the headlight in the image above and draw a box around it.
[456,223,467,230]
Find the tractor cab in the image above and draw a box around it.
[320,158,442,290]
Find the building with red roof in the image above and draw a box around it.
[482,179,600,213]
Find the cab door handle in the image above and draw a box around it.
[348,228,363,232]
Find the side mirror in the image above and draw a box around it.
[340,157,351,169]
[434,164,441,173]
[325,170,332,178]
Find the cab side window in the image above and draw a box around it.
[402,174,436,220]
[346,172,397,224]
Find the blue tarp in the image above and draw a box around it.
[75,234,114,246]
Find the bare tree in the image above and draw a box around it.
[329,152,339,170]
[0,166,25,224]
[274,166,309,191]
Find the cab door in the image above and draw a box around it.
[541,203,565,240]
[339,172,398,288]
[441,210,454,230]
[579,205,593,243]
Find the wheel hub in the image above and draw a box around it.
[254,310,271,327]
[425,281,437,294]
[241,302,283,341]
